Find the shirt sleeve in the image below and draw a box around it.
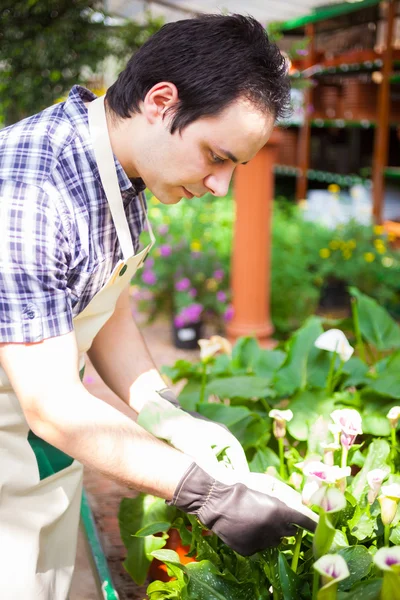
[0,179,73,343]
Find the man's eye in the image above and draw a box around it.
[210,152,225,164]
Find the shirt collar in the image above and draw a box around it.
[63,85,146,196]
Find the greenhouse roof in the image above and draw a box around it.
[106,0,382,27]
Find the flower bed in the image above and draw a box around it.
[119,288,400,598]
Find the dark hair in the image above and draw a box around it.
[106,14,291,133]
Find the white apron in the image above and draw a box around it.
[0,95,154,599]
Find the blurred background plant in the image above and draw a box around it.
[0,0,163,126]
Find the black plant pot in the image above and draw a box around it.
[172,320,203,350]
[319,278,350,310]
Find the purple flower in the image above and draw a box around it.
[213,269,224,281]
[159,244,172,257]
[175,277,191,292]
[224,305,234,322]
[182,303,203,323]
[296,49,309,56]
[158,224,169,235]
[189,288,197,298]
[174,315,185,328]
[216,291,227,303]
[142,270,157,285]
[145,257,155,269]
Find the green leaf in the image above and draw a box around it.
[349,287,400,351]
[124,534,166,586]
[365,376,400,400]
[205,376,274,400]
[162,360,199,383]
[337,547,373,591]
[337,578,382,600]
[278,552,301,600]
[147,578,183,599]
[341,357,370,388]
[274,316,324,396]
[253,349,287,378]
[178,380,203,411]
[196,403,251,427]
[350,439,391,501]
[389,524,400,544]
[249,446,281,473]
[287,390,335,441]
[362,412,391,436]
[135,522,171,537]
[231,336,263,372]
[348,506,375,541]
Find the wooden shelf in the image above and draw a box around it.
[274,164,370,186]
[293,49,400,78]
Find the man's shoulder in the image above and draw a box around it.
[0,101,77,188]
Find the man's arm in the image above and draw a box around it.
[0,331,192,499]
[87,287,166,414]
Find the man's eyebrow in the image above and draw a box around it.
[216,147,248,165]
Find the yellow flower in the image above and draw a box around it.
[388,232,397,242]
[328,184,340,194]
[364,252,375,263]
[190,240,202,252]
[149,207,161,219]
[319,248,331,259]
[374,239,386,254]
[205,278,218,291]
[348,239,357,249]
[342,250,352,260]
[329,240,340,250]
[373,225,384,236]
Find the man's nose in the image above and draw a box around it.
[204,164,235,197]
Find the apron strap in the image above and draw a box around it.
[88,95,134,260]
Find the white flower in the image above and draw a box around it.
[269,409,293,439]
[310,485,347,513]
[314,329,354,362]
[269,409,293,422]
[381,483,400,500]
[301,461,351,484]
[314,554,350,586]
[198,336,232,361]
[378,486,400,526]
[331,409,363,450]
[367,468,390,504]
[387,406,400,429]
[374,547,400,572]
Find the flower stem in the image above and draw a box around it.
[351,297,366,363]
[326,350,337,396]
[312,570,319,600]
[199,362,207,403]
[391,428,397,449]
[384,524,390,547]
[341,446,348,469]
[291,529,303,573]
[278,437,285,479]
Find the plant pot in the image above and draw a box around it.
[148,528,195,582]
[172,319,203,350]
[319,278,350,310]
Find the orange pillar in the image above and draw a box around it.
[226,130,280,346]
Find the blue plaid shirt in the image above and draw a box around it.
[0,85,147,343]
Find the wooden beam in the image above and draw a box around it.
[372,0,396,223]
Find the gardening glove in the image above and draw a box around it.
[137,388,249,472]
[169,462,317,556]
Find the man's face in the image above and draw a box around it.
[130,96,275,204]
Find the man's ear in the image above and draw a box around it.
[142,82,179,124]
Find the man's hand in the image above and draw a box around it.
[137,388,249,472]
[169,462,317,556]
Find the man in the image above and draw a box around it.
[0,14,315,599]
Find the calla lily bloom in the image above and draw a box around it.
[198,335,232,361]
[331,409,363,450]
[387,406,400,429]
[378,484,400,526]
[367,468,390,504]
[269,409,293,439]
[310,485,347,513]
[314,554,350,588]
[301,461,351,484]
[374,546,400,573]
[314,329,354,362]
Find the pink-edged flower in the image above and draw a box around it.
[301,461,351,484]
[158,223,169,236]
[310,485,347,513]
[289,472,303,490]
[387,406,400,429]
[314,554,350,588]
[367,468,390,504]
[374,547,400,572]
[213,269,224,281]
[269,409,293,439]
[174,315,185,328]
[331,409,363,450]
[142,270,157,285]
[144,257,155,269]
[189,288,197,298]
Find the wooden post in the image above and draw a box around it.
[296,23,315,201]
[372,0,396,223]
[226,130,281,346]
